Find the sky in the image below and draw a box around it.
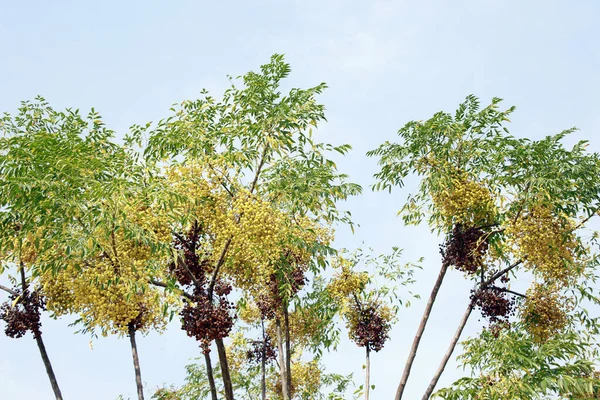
[1,0,600,399]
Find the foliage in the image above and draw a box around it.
[433,326,600,399]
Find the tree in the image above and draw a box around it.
[326,247,420,400]
[0,98,135,399]
[368,95,600,399]
[130,54,360,400]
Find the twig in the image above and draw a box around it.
[489,286,527,298]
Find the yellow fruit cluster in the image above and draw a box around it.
[167,161,332,295]
[39,226,176,337]
[521,283,571,343]
[290,359,322,396]
[326,258,369,305]
[430,171,496,228]
[263,308,324,348]
[506,204,580,284]
[237,300,262,324]
[225,331,249,373]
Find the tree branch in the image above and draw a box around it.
[574,205,600,231]
[484,259,523,286]
[490,286,527,298]
[149,279,194,301]
[250,147,268,194]
[0,284,19,296]
[208,162,235,198]
[208,237,232,297]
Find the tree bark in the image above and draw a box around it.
[283,306,292,398]
[276,318,289,400]
[261,319,267,400]
[204,351,218,400]
[19,263,63,400]
[216,338,235,400]
[365,346,371,400]
[421,302,474,400]
[128,324,145,400]
[34,332,63,400]
[395,263,449,400]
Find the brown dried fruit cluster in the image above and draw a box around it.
[246,336,277,364]
[440,224,489,275]
[170,222,212,287]
[0,288,45,338]
[471,286,516,324]
[346,301,392,352]
[172,224,236,353]
[257,262,306,319]
[180,285,236,354]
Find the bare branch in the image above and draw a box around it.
[485,259,523,286]
[489,286,527,298]
[208,237,232,297]
[0,284,19,296]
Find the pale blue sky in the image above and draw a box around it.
[1,1,600,399]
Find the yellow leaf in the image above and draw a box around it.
[11,295,21,308]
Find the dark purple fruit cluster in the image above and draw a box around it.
[471,287,516,324]
[347,302,391,352]
[172,223,236,353]
[440,224,489,275]
[246,335,277,364]
[0,288,45,339]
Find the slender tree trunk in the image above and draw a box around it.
[128,324,145,400]
[421,302,474,400]
[283,306,292,398]
[216,338,235,400]
[365,346,371,400]
[276,318,289,400]
[204,351,219,400]
[395,263,449,400]
[34,332,63,400]
[261,319,267,400]
[19,263,63,399]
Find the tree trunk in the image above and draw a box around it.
[216,338,235,400]
[20,264,63,400]
[261,319,267,400]
[204,351,218,400]
[128,324,145,400]
[34,332,63,400]
[421,302,474,400]
[283,306,292,398]
[276,318,289,400]
[395,263,449,400]
[365,346,371,400]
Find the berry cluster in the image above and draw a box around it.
[257,263,306,319]
[471,287,516,324]
[0,288,45,338]
[522,283,570,343]
[346,301,392,352]
[506,204,579,284]
[170,222,211,287]
[180,285,236,353]
[172,224,236,353]
[440,224,489,275]
[246,336,277,364]
[430,171,496,228]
